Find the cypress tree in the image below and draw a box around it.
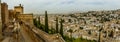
[38,16,41,25]
[36,17,40,28]
[38,16,44,30]
[98,27,102,42]
[33,18,37,26]
[60,18,64,37]
[68,29,73,42]
[56,17,59,33]
[45,11,49,33]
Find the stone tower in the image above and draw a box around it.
[1,2,9,27]
[14,4,24,14]
[0,0,3,40]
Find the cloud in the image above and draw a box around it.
[59,0,75,4]
[85,2,105,5]
[2,0,120,14]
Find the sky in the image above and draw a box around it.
[1,0,120,14]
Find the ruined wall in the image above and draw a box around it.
[17,14,33,25]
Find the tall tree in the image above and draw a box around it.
[45,11,49,33]
[60,18,64,37]
[33,18,36,25]
[98,27,103,42]
[38,16,41,25]
[56,17,59,33]
[68,29,73,42]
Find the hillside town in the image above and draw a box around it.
[35,10,120,42]
[1,0,120,42]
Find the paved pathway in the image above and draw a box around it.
[2,21,65,42]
